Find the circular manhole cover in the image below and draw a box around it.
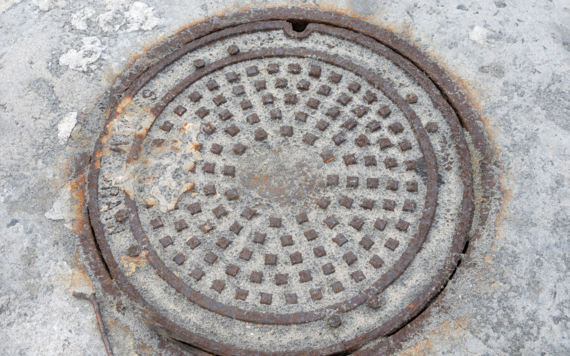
[89,9,474,355]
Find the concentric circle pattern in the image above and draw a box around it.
[90,16,473,354]
[135,55,431,315]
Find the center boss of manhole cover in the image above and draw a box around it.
[89,9,474,355]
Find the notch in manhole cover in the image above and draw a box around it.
[87,8,479,355]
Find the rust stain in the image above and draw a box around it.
[170,139,182,151]
[114,96,134,119]
[144,198,157,207]
[119,249,149,276]
[182,182,195,193]
[128,41,161,67]
[69,172,88,235]
[188,142,201,153]
[397,317,470,356]
[398,339,433,356]
[100,119,113,146]
[249,174,270,184]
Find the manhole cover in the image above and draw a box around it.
[88,9,474,355]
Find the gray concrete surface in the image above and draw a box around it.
[0,0,569,355]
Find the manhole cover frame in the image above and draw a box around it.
[78,7,496,356]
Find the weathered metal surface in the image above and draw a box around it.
[80,8,492,356]
[121,44,439,325]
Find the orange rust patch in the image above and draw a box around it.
[183,183,195,193]
[188,142,201,153]
[69,174,87,235]
[144,198,157,207]
[126,36,168,69]
[100,113,115,146]
[120,249,149,276]
[398,338,433,356]
[250,175,271,184]
[398,317,470,355]
[114,96,134,119]
[170,139,182,151]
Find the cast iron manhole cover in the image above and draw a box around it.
[89,9,474,355]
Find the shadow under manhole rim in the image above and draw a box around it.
[77,7,497,356]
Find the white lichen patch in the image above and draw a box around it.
[71,7,96,30]
[32,0,51,11]
[124,2,162,32]
[98,10,125,32]
[59,37,104,71]
[57,112,77,145]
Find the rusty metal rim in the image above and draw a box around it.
[123,44,438,325]
[80,7,489,356]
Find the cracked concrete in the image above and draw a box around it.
[1,0,569,355]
